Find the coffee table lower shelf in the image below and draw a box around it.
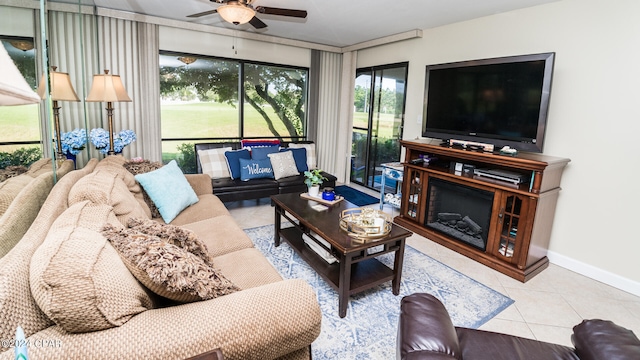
[279,227,395,302]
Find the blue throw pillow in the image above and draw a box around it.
[239,158,274,181]
[224,149,251,179]
[251,146,279,160]
[134,160,199,223]
[280,147,308,172]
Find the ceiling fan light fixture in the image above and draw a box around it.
[217,3,255,25]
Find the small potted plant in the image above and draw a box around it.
[304,169,327,197]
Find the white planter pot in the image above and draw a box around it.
[308,185,320,198]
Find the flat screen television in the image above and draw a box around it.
[422,52,555,153]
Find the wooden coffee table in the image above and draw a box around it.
[271,193,412,318]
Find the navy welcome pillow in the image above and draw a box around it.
[239,158,274,181]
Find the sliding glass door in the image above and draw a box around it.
[351,63,408,190]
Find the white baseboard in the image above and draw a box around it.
[547,251,640,297]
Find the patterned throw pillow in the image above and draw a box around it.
[268,151,300,180]
[239,158,274,181]
[288,143,317,170]
[280,147,308,173]
[102,218,240,303]
[198,147,232,179]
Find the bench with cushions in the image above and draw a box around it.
[195,140,337,202]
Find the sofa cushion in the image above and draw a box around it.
[212,176,276,189]
[164,194,230,226]
[268,151,300,180]
[239,158,274,181]
[135,160,199,224]
[280,147,308,173]
[251,146,279,160]
[288,142,317,170]
[457,327,578,360]
[123,159,164,218]
[274,173,307,187]
[93,155,152,218]
[224,149,250,180]
[181,215,254,257]
[102,218,240,303]
[30,201,154,333]
[213,247,283,289]
[198,147,232,179]
[0,174,32,216]
[68,170,150,226]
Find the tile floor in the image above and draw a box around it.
[225,191,640,348]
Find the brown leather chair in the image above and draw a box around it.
[397,293,640,360]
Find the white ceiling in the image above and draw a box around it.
[60,0,559,47]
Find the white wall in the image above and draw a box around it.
[0,6,34,36]
[159,26,311,67]
[356,0,640,294]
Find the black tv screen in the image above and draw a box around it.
[422,52,555,152]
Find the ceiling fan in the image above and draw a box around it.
[187,0,307,29]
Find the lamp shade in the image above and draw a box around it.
[37,67,80,102]
[217,3,255,25]
[0,45,40,106]
[86,70,132,103]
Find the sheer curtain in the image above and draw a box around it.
[47,13,161,163]
[47,10,99,166]
[94,16,161,161]
[314,50,356,183]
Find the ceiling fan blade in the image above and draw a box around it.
[255,6,307,18]
[187,9,218,18]
[249,16,268,29]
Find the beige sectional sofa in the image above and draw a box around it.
[0,158,74,258]
[0,156,321,360]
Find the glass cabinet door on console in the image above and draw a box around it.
[401,168,424,221]
[489,192,536,267]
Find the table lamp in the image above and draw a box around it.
[37,66,80,159]
[86,70,132,155]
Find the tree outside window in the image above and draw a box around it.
[159,52,308,173]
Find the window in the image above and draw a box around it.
[159,52,308,172]
[0,37,40,154]
[351,63,408,191]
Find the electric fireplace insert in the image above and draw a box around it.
[425,178,494,251]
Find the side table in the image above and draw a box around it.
[379,162,404,210]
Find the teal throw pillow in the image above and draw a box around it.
[224,149,250,179]
[134,160,199,223]
[239,158,274,181]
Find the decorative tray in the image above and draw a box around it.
[339,207,392,240]
[300,192,344,205]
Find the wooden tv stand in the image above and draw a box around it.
[394,139,570,282]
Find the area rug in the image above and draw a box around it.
[334,185,379,206]
[244,225,514,359]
